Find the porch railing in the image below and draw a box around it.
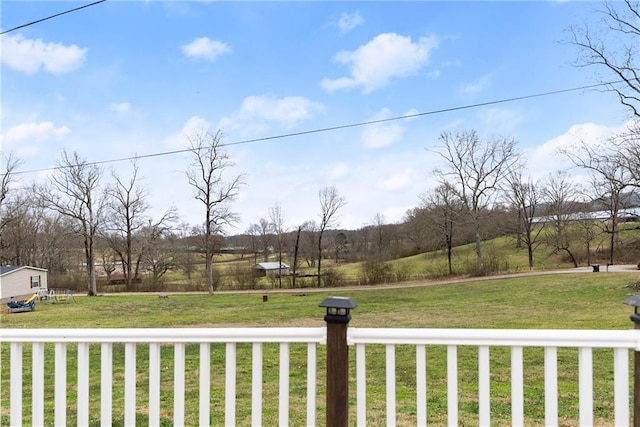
[2,327,639,426]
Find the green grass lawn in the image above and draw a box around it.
[2,272,639,425]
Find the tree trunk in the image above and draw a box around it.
[609,218,617,265]
[317,232,323,287]
[292,226,301,288]
[206,250,214,294]
[561,248,579,268]
[126,228,133,289]
[84,231,97,296]
[475,229,484,275]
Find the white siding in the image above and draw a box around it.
[0,268,48,299]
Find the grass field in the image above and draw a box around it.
[2,271,640,425]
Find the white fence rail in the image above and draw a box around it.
[349,328,639,427]
[1,327,638,426]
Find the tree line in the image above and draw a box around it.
[1,0,638,294]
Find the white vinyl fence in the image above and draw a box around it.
[1,327,638,426]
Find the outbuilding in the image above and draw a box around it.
[0,265,48,300]
[253,262,290,278]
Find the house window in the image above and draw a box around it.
[31,275,40,288]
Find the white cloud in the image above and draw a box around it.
[4,121,70,145]
[459,74,492,96]
[378,168,416,191]
[110,102,132,113]
[477,108,522,135]
[526,121,626,181]
[321,32,438,94]
[403,108,420,120]
[164,115,212,149]
[361,108,406,149]
[218,95,325,136]
[327,163,350,180]
[181,37,231,62]
[337,11,363,33]
[1,34,87,74]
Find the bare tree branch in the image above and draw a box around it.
[186,130,244,293]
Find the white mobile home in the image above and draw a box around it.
[0,266,48,300]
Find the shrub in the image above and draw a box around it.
[360,261,394,285]
[321,268,344,287]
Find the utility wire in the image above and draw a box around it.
[11,80,622,176]
[0,0,107,35]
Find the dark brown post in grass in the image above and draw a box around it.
[319,296,356,427]
[623,296,640,427]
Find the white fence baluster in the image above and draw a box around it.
[613,347,629,427]
[10,342,23,427]
[478,346,490,427]
[225,342,237,427]
[511,346,524,427]
[199,343,211,427]
[579,347,593,427]
[447,345,458,427]
[1,326,636,427]
[307,342,318,427]
[279,342,290,426]
[101,342,113,427]
[124,342,136,427]
[148,343,161,427]
[77,342,90,426]
[32,342,45,427]
[54,342,66,427]
[544,346,558,427]
[416,344,427,427]
[252,342,263,426]
[356,343,367,427]
[386,344,396,427]
[174,343,186,426]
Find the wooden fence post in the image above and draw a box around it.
[320,296,356,427]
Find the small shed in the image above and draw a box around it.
[253,262,290,278]
[0,265,48,300]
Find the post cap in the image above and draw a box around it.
[319,296,357,310]
[319,296,356,323]
[623,295,640,308]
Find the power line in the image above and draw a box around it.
[11,80,620,176]
[0,0,107,35]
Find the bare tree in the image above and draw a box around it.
[269,203,286,288]
[433,130,520,275]
[401,207,433,254]
[560,138,633,264]
[40,151,103,295]
[317,186,346,287]
[0,153,21,239]
[617,121,640,186]
[186,130,244,294]
[245,223,262,265]
[541,171,583,268]
[568,0,640,117]
[140,224,177,284]
[103,160,178,289]
[291,220,315,287]
[422,182,464,274]
[505,170,545,269]
[371,212,387,258]
[0,152,20,207]
[258,218,274,262]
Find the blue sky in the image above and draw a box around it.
[1,1,633,232]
